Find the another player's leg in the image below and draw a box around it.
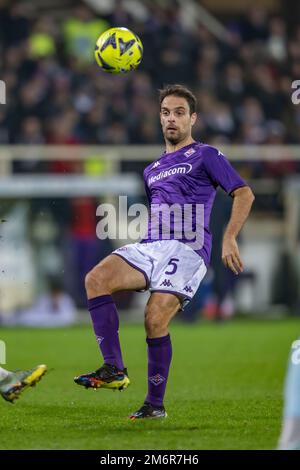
[0,365,47,403]
[129,292,181,419]
[278,341,300,450]
[74,253,147,391]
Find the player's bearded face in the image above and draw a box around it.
[160,96,196,145]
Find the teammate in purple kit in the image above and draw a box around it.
[74,84,255,419]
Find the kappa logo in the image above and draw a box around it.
[184,148,196,158]
[149,374,165,386]
[160,279,174,287]
[183,285,193,294]
[152,161,160,169]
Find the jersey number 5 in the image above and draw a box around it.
[165,258,179,275]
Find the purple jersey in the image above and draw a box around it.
[141,142,247,266]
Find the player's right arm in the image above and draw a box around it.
[202,146,254,275]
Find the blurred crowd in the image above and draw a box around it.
[0,1,299,161]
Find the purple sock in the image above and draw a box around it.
[88,295,124,370]
[145,334,172,407]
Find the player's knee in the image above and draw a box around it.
[145,314,164,337]
[85,265,111,295]
[84,269,98,293]
[144,295,181,336]
[144,305,168,336]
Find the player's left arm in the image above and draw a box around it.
[222,186,255,275]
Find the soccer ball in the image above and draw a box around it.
[95,27,143,74]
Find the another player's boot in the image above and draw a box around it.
[0,364,47,403]
[129,402,167,420]
[74,363,130,391]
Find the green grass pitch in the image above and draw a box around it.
[0,319,299,450]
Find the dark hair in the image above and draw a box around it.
[159,84,197,115]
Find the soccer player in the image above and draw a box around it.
[278,340,300,449]
[74,84,254,419]
[0,364,47,403]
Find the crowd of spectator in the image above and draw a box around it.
[0,0,299,161]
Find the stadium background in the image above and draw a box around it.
[0,0,300,450]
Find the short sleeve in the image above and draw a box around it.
[143,170,151,203]
[203,146,247,195]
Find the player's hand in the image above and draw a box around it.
[222,236,244,275]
